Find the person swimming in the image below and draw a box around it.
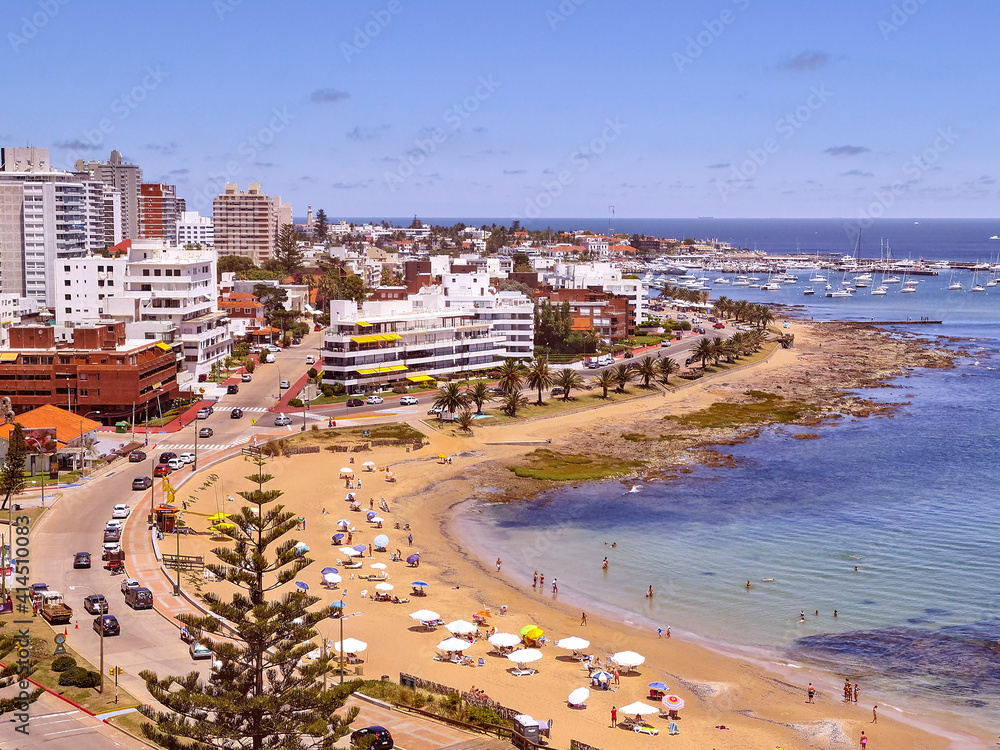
[746,580,752,589]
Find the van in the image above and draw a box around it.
[125,586,153,610]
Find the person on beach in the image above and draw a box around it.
[581,611,587,626]
[854,683,860,703]
[408,534,413,546]
[603,557,608,570]
[844,679,852,702]
[370,498,374,509]
[860,730,867,748]
[647,585,654,598]
[656,628,663,638]
[834,609,838,618]
[746,580,752,589]
[613,668,620,686]
[666,626,671,639]
[807,683,815,703]
[872,705,877,723]
[533,571,538,588]
[496,557,502,572]
[539,573,544,588]
[368,543,372,557]
[610,706,617,727]
[552,579,558,594]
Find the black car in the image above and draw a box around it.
[231,408,244,419]
[346,398,364,408]
[198,427,214,438]
[226,384,239,394]
[73,552,91,569]
[158,451,177,464]
[132,476,153,491]
[93,614,120,636]
[83,594,108,614]
[350,726,393,749]
[128,450,146,463]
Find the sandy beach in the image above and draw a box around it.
[171,320,987,749]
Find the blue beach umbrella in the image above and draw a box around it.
[373,534,389,549]
[332,533,344,542]
[406,553,420,565]
[295,581,309,591]
[591,670,613,682]
[330,601,345,609]
[353,544,367,553]
[648,681,669,691]
[321,567,338,575]
[411,581,429,587]
[366,511,378,521]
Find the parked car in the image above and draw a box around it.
[93,614,120,637]
[101,543,121,561]
[179,452,196,465]
[199,427,214,438]
[241,373,252,382]
[153,463,172,477]
[365,395,384,405]
[279,379,290,389]
[120,578,141,596]
[677,313,688,319]
[264,344,280,352]
[189,642,213,660]
[73,552,91,569]
[29,583,48,603]
[128,450,146,463]
[226,384,239,395]
[158,452,177,464]
[305,355,316,365]
[83,594,108,615]
[350,726,393,749]
[103,528,121,543]
[112,504,131,518]
[274,414,292,426]
[346,398,364,408]
[105,520,124,532]
[291,337,302,345]
[167,457,184,471]
[399,396,418,406]
[132,476,153,491]
[196,407,212,419]
[427,405,444,415]
[231,408,244,419]
[550,386,564,396]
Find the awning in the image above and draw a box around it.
[357,365,407,375]
[350,335,380,344]
[356,322,373,327]
[155,342,172,351]
[0,352,18,362]
[379,333,402,341]
[406,374,434,382]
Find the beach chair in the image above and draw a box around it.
[669,722,680,735]
[360,589,368,599]
[477,658,485,667]
[619,718,636,731]
[634,724,659,736]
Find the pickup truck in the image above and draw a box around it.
[40,591,73,625]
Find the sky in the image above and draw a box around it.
[3,0,998,221]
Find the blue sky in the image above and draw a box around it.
[3,0,997,221]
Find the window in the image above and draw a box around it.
[65,294,71,301]
[154,269,161,276]
[64,280,71,286]
[64,265,70,272]
[142,269,149,276]
[65,307,71,314]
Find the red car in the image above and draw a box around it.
[153,463,172,477]
[713,323,726,329]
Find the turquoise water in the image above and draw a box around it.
[457,271,1000,730]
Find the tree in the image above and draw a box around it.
[139,454,358,748]
[594,370,615,399]
[500,390,528,418]
[553,368,582,401]
[380,269,404,287]
[455,410,474,434]
[511,252,531,273]
[314,208,328,242]
[273,224,304,278]
[524,359,553,405]
[495,359,524,396]
[254,284,289,318]
[611,363,635,393]
[433,383,470,420]
[0,424,27,512]
[339,275,368,305]
[465,382,492,415]
[657,357,679,384]
[693,337,715,370]
[217,255,257,280]
[634,357,658,388]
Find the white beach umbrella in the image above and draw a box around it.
[409,609,440,622]
[362,461,376,467]
[339,547,361,557]
[333,638,367,654]
[370,562,387,570]
[567,687,590,706]
[336,519,350,528]
[371,516,385,524]
[556,636,591,651]
[613,650,646,668]
[488,632,522,648]
[323,572,342,584]
[446,619,478,636]
[437,637,472,652]
[375,582,394,592]
[619,701,658,716]
[506,648,543,665]
[339,467,354,475]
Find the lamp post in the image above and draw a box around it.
[301,384,308,432]
[69,583,116,694]
[173,511,184,596]
[338,590,349,685]
[193,417,199,472]
[82,411,101,471]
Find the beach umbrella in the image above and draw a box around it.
[362,461,375,468]
[385,471,396,480]
[294,542,309,556]
[438,453,447,459]
[411,580,428,588]
[475,610,492,619]
[208,512,230,522]
[211,522,236,531]
[375,582,394,592]
[556,636,590,651]
[613,650,646,668]
[437,637,472,652]
[524,627,544,642]
[353,544,367,553]
[324,573,342,584]
[409,609,440,622]
[366,511,378,521]
[340,467,354,475]
[372,516,385,524]
[321,566,338,575]
[329,601,345,609]
[619,701,658,716]
[373,534,389,549]
[332,533,345,542]
[506,648,543,666]
[648,681,669,691]
[568,687,590,706]
[590,670,613,682]
[406,553,420,564]
[662,695,685,711]
[333,638,367,654]
[336,519,349,528]
[339,547,361,557]
[295,581,309,591]
[370,562,387,571]
[518,625,538,637]
[349,501,361,511]
[345,493,355,501]
[446,620,477,636]
[489,632,522,648]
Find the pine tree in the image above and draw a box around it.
[0,424,27,512]
[273,224,304,278]
[313,209,328,242]
[139,454,358,749]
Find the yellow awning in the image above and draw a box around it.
[350,335,378,344]
[357,365,407,375]
[380,333,402,341]
[357,322,373,327]
[0,352,18,362]
[155,342,172,351]
[406,374,434,382]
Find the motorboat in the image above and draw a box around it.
[870,285,888,296]
[762,281,782,291]
[803,287,815,295]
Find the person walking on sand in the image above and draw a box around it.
[581,611,587,626]
[552,579,558,594]
[539,573,544,588]
[807,683,815,703]
[408,534,413,546]
[610,706,617,727]
[533,571,538,588]
[872,705,877,723]
[666,626,671,638]
[854,682,860,703]
[496,557,502,573]
[860,730,867,748]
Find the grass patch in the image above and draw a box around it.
[338,424,424,441]
[622,433,688,443]
[675,390,813,430]
[509,449,643,481]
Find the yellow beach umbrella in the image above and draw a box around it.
[525,627,544,642]
[212,522,236,532]
[208,512,231,522]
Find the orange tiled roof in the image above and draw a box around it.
[0,405,101,446]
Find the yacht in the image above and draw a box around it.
[762,281,782,291]
[731,277,750,287]
[803,287,815,295]
[714,277,729,284]
[883,275,901,284]
[826,288,854,298]
[870,285,888,296]
[947,281,964,291]
[809,273,827,283]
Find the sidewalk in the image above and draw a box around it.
[270,373,311,413]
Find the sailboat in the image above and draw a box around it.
[947,270,963,291]
[970,265,986,292]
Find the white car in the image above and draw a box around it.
[111,504,131,519]
[264,344,280,352]
[189,642,213,660]
[399,396,418,406]
[365,395,384,405]
[280,380,290,389]
[105,520,124,532]
[167,457,184,471]
[179,452,196,465]
[274,414,292,426]
[120,577,140,596]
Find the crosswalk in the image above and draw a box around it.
[213,405,269,412]
[162,442,236,451]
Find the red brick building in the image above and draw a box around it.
[537,288,634,340]
[0,323,180,423]
[139,183,180,242]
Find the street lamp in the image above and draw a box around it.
[337,590,350,685]
[68,582,117,694]
[173,511,185,596]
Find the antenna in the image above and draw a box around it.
[608,205,615,237]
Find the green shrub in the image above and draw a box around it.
[288,398,303,408]
[441,692,463,712]
[331,383,346,396]
[58,666,101,688]
[391,384,408,394]
[51,655,77,672]
[465,705,504,726]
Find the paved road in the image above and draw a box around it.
[0,691,148,749]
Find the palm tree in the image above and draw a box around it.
[633,357,658,388]
[455,410,474,434]
[465,381,492,415]
[501,390,528,418]
[594,370,615,399]
[611,363,635,393]
[717,338,738,364]
[657,356,679,384]
[553,368,583,401]
[433,382,469,420]
[495,358,524,396]
[524,358,553,405]
[709,337,726,365]
[692,337,715,370]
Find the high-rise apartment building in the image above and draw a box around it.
[212,183,292,265]
[75,150,143,239]
[139,183,179,242]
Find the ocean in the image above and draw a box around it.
[453,223,1000,734]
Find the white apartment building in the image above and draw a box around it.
[54,256,128,325]
[544,261,647,325]
[176,211,214,247]
[327,245,383,289]
[321,298,508,394]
